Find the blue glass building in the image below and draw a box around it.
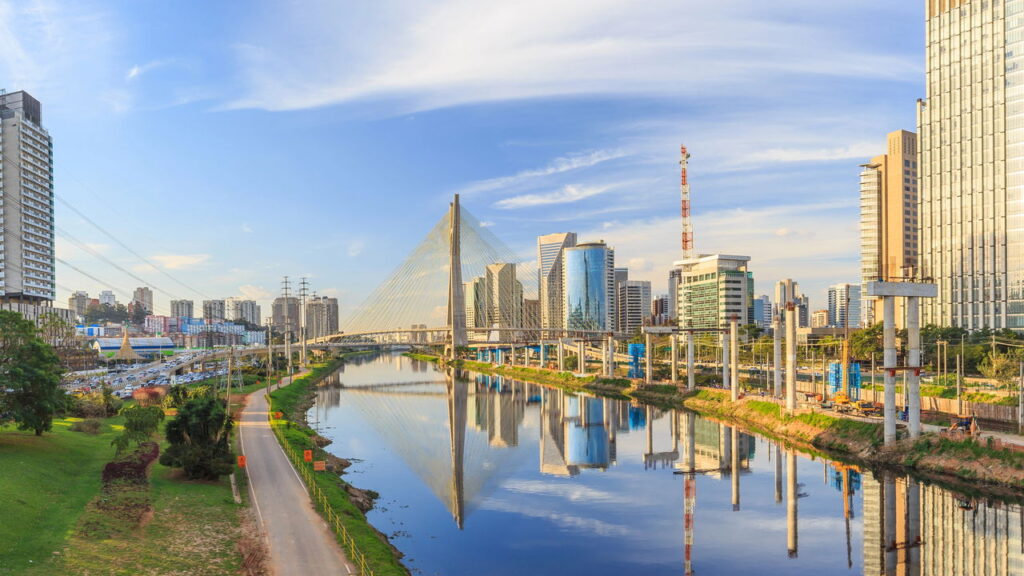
[562,242,614,331]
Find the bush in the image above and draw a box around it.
[102,441,160,485]
[69,418,103,435]
[70,395,108,419]
[160,396,234,480]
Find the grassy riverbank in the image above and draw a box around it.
[416,352,1024,495]
[268,353,410,576]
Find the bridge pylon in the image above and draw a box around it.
[445,194,468,359]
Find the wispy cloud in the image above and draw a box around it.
[126,59,170,81]
[151,253,210,270]
[347,240,365,257]
[496,184,611,209]
[226,1,918,112]
[458,149,626,196]
[238,284,273,301]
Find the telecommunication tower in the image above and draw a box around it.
[680,145,694,260]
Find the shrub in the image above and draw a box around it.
[102,441,160,485]
[160,396,234,480]
[69,418,103,435]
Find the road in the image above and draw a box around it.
[239,377,355,576]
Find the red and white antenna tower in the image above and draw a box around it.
[680,145,694,260]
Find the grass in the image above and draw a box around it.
[0,416,122,575]
[49,461,245,575]
[269,355,409,576]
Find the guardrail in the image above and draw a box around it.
[269,415,375,576]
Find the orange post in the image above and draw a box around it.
[303,449,313,462]
[237,455,247,468]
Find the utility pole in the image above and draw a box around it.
[300,277,309,368]
[1018,363,1023,435]
[282,276,293,377]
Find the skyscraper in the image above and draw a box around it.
[272,296,300,340]
[0,91,54,302]
[170,299,194,319]
[486,263,523,332]
[68,291,90,317]
[920,1,1022,329]
[99,291,117,307]
[563,242,615,331]
[752,295,771,329]
[132,287,154,314]
[537,232,577,333]
[860,130,918,327]
[827,283,861,329]
[202,299,226,323]
[677,255,753,329]
[304,296,338,339]
[667,268,682,324]
[464,276,487,341]
[225,297,261,326]
[616,280,651,337]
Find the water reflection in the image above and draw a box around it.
[312,353,1024,576]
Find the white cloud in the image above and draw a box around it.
[151,253,210,270]
[495,184,610,209]
[238,284,273,301]
[742,142,880,165]
[241,223,253,233]
[457,149,626,196]
[347,240,365,257]
[226,1,918,112]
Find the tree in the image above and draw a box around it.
[112,404,165,455]
[159,396,234,480]
[739,324,764,341]
[850,323,883,360]
[0,311,64,435]
[978,350,1019,388]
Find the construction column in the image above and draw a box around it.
[687,332,695,391]
[730,316,739,402]
[883,296,897,444]
[722,331,730,392]
[577,340,586,374]
[785,303,796,412]
[671,333,679,383]
[907,296,921,438]
[645,332,653,385]
[773,317,782,398]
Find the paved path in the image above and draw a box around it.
[239,376,355,576]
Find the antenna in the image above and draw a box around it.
[680,145,695,260]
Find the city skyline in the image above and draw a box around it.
[0,1,921,320]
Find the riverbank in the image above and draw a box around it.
[415,352,1024,498]
[267,353,410,576]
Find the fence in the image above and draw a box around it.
[270,417,375,576]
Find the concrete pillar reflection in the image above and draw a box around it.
[774,443,782,504]
[786,449,798,558]
[883,473,896,576]
[731,426,740,511]
[907,477,921,576]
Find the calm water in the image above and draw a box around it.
[309,353,1024,576]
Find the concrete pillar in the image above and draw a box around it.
[601,336,609,376]
[786,449,798,558]
[730,316,739,402]
[577,340,586,374]
[645,332,653,385]
[607,336,615,377]
[721,331,730,391]
[883,296,897,445]
[785,305,797,412]
[731,426,740,511]
[773,318,782,398]
[510,345,517,366]
[687,332,695,391]
[540,340,547,368]
[907,296,921,438]
[671,334,679,383]
[557,341,565,371]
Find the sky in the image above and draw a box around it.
[0,0,924,322]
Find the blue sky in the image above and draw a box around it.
[1,0,923,320]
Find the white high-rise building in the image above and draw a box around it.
[99,291,117,307]
[170,299,194,319]
[616,280,651,337]
[225,297,261,326]
[132,287,154,314]
[203,299,226,323]
[486,263,523,332]
[920,1,1024,329]
[827,283,861,329]
[0,91,54,302]
[537,232,577,333]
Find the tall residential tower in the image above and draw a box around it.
[537,232,577,333]
[0,91,54,302]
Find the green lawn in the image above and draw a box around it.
[0,416,121,575]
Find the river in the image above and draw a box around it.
[308,353,1023,576]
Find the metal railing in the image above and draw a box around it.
[269,416,375,576]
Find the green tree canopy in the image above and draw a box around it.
[0,311,64,435]
[159,396,234,480]
[113,404,165,455]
